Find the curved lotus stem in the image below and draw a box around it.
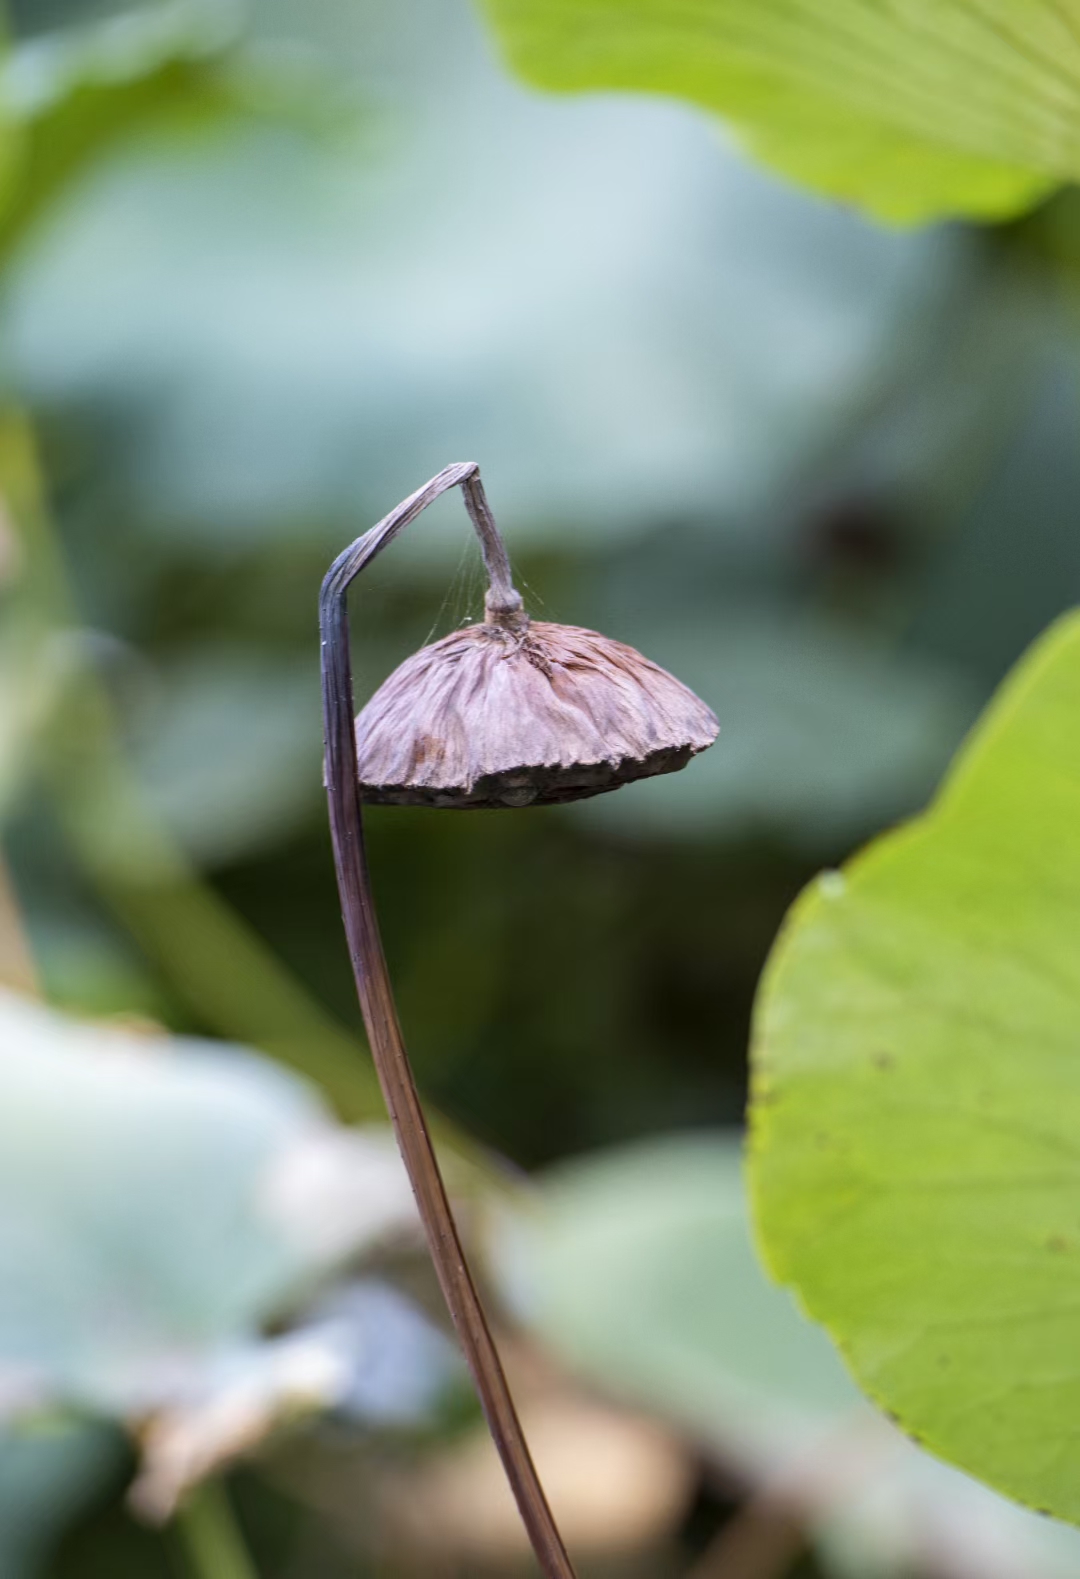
[319,464,577,1579]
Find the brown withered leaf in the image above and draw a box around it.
[355,618,718,809]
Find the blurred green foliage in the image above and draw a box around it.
[479,0,1062,222]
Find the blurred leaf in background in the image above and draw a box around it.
[0,986,463,1554]
[475,0,1073,223]
[0,1422,124,1579]
[2,0,978,545]
[0,0,249,254]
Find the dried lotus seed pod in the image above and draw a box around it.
[355,596,718,809]
[321,464,717,1579]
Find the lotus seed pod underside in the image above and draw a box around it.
[354,619,718,809]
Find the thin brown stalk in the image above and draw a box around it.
[319,463,577,1579]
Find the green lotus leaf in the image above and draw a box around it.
[477,0,1066,221]
[749,609,1080,1522]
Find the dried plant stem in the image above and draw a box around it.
[320,464,576,1579]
